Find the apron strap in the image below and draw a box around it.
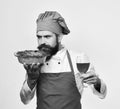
[66,50,75,74]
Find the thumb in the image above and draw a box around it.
[23,63,31,70]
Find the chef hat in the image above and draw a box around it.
[36,11,70,35]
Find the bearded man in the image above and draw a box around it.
[20,11,107,109]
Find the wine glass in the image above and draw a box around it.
[76,53,90,87]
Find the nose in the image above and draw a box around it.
[41,38,45,44]
[38,37,46,45]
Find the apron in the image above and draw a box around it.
[36,51,81,109]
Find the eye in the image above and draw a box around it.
[37,35,42,39]
[44,35,51,38]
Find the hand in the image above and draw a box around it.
[81,73,100,85]
[23,63,43,90]
[24,63,42,80]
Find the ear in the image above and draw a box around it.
[58,35,63,43]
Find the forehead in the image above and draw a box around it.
[37,31,55,36]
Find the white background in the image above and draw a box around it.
[0,0,120,109]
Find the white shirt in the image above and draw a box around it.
[20,47,107,104]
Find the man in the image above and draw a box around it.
[20,11,107,109]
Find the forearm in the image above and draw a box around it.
[91,79,107,99]
[20,80,36,104]
[20,63,41,104]
[86,64,107,98]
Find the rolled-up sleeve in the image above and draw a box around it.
[88,64,107,99]
[20,74,36,104]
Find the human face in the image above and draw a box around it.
[37,31,59,55]
[37,31,57,47]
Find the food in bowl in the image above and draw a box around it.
[14,50,47,64]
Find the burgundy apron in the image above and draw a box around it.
[36,51,81,109]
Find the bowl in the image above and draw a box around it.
[14,50,46,64]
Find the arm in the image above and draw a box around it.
[20,74,36,104]
[20,63,41,104]
[73,51,107,98]
[88,64,107,99]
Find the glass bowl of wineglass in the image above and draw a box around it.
[76,53,90,87]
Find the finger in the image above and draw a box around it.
[83,78,98,84]
[30,63,36,69]
[23,63,28,69]
[81,73,96,78]
[23,63,26,67]
[37,63,43,68]
[83,78,97,84]
[31,63,36,68]
[83,78,97,82]
[83,76,98,82]
[85,80,97,85]
[37,63,40,66]
[31,63,41,69]
[31,63,35,66]
[83,75,95,80]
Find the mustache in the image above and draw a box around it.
[37,44,52,50]
[37,43,59,58]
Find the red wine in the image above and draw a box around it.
[77,63,90,73]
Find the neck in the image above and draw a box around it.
[58,43,64,51]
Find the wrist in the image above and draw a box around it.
[27,69,40,80]
[94,78,101,92]
[27,79,37,90]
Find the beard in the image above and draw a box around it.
[37,41,59,58]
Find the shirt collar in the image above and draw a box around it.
[52,45,67,60]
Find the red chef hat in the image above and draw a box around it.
[36,11,70,35]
